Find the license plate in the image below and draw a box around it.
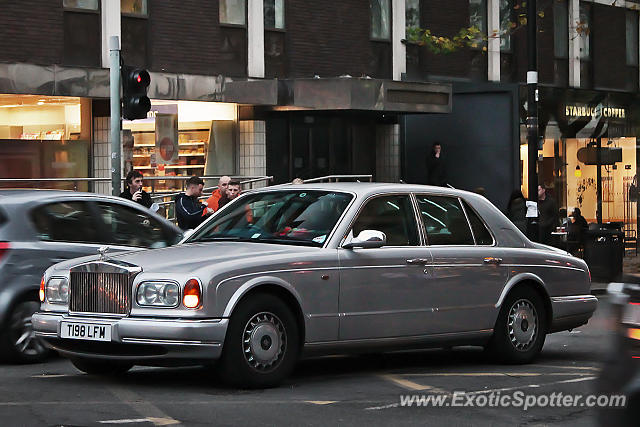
[622,304,640,326]
[60,321,111,342]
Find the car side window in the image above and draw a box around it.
[352,195,419,246]
[416,195,474,245]
[96,202,171,248]
[463,201,494,245]
[31,201,100,243]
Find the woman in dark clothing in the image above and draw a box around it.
[506,190,527,234]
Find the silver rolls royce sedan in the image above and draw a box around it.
[33,183,597,387]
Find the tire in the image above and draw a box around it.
[70,357,133,375]
[0,300,51,364]
[486,287,547,364]
[217,293,300,388]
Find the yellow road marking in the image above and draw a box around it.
[403,372,590,377]
[529,364,599,371]
[305,401,337,405]
[380,374,447,393]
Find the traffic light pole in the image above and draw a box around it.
[109,36,122,197]
[526,0,539,241]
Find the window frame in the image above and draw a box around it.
[264,0,286,31]
[341,192,422,248]
[460,199,496,246]
[370,0,392,42]
[499,0,513,53]
[219,0,248,28]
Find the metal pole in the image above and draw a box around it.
[109,36,122,196]
[526,0,539,241]
[596,138,603,224]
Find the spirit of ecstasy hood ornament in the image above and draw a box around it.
[98,246,110,261]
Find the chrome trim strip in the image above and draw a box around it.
[305,329,494,346]
[341,304,495,317]
[502,264,585,272]
[120,337,222,346]
[34,332,57,337]
[551,295,598,303]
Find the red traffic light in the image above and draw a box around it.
[121,65,151,120]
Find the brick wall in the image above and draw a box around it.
[593,4,626,91]
[285,0,385,78]
[0,0,63,65]
[149,1,246,77]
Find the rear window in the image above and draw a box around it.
[30,201,100,243]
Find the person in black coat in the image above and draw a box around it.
[507,190,527,234]
[120,170,152,208]
[426,142,447,187]
[567,207,589,255]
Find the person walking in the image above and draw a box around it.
[426,142,447,186]
[120,170,152,208]
[175,176,211,230]
[538,185,559,245]
[506,190,527,234]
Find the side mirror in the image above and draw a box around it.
[343,230,386,249]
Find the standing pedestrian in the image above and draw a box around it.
[205,176,231,212]
[506,190,527,234]
[538,185,559,245]
[120,170,152,208]
[426,142,447,186]
[175,176,211,230]
[218,180,241,210]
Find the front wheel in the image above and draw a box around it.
[217,293,299,388]
[70,357,133,375]
[486,287,547,364]
[0,300,51,363]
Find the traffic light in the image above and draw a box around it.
[121,65,151,120]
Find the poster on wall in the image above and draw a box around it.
[155,113,178,165]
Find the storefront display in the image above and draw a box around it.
[122,101,236,193]
[0,95,91,190]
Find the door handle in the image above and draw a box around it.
[406,258,430,265]
[483,257,503,265]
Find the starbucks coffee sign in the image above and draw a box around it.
[565,104,626,119]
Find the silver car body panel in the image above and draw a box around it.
[32,183,597,362]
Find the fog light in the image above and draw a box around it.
[39,276,45,302]
[183,278,201,309]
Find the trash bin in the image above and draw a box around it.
[583,228,624,282]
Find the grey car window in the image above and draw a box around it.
[352,195,419,246]
[463,201,494,245]
[96,202,172,248]
[31,201,100,243]
[417,195,474,245]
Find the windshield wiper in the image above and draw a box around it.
[195,236,254,242]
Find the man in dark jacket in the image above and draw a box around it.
[175,176,211,230]
[538,185,559,245]
[426,142,447,186]
[120,170,152,208]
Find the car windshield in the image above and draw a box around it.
[187,190,353,247]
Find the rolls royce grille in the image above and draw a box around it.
[70,272,130,315]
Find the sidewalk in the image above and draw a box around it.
[590,254,640,294]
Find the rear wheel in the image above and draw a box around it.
[217,293,299,388]
[486,287,547,364]
[70,357,133,375]
[0,300,51,363]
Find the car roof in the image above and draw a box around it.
[253,182,480,199]
[0,189,124,205]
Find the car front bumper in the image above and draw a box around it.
[32,312,228,363]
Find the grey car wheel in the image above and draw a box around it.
[1,300,50,363]
[486,287,547,364]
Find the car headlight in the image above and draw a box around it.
[46,277,69,304]
[136,281,180,307]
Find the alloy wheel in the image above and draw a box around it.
[507,299,538,351]
[242,312,286,372]
[9,301,47,358]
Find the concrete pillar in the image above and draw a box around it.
[101,0,121,69]
[487,0,500,82]
[392,0,407,81]
[93,116,112,195]
[247,0,265,78]
[568,0,580,87]
[239,120,267,187]
[375,124,401,183]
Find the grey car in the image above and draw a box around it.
[0,190,183,363]
[33,183,597,387]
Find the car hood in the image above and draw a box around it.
[65,241,320,275]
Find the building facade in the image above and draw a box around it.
[1,0,639,235]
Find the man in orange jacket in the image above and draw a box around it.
[205,175,231,212]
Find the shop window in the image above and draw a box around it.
[370,0,391,40]
[416,195,474,246]
[220,0,247,26]
[406,0,420,29]
[63,0,98,10]
[122,0,148,16]
[264,0,284,30]
[63,4,101,67]
[499,0,513,52]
